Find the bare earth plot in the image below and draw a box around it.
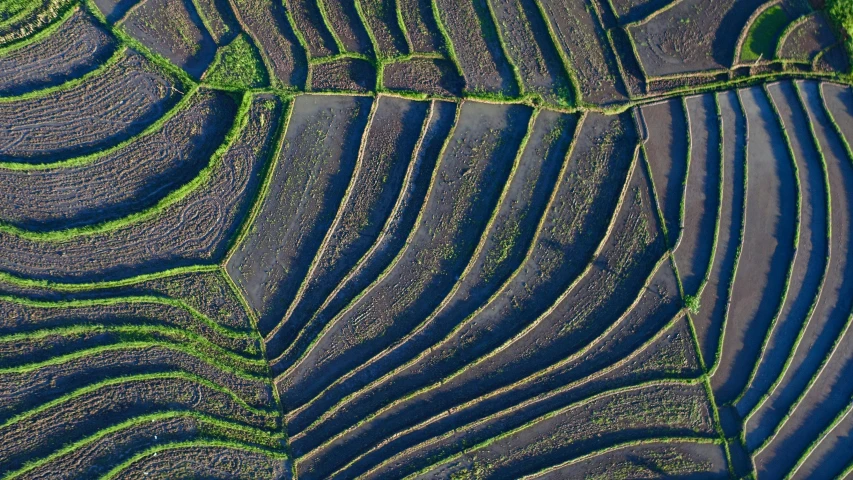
[3,0,853,478]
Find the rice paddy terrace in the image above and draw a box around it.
[1,0,853,478]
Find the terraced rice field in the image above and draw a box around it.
[2,0,853,478]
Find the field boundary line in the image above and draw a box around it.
[345,259,686,479]
[727,83,804,408]
[265,95,379,346]
[286,106,540,431]
[266,99,437,368]
[3,411,287,479]
[282,111,586,425]
[272,99,463,384]
[100,439,289,480]
[294,134,639,458]
[399,379,709,479]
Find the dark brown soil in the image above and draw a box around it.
[434,0,519,96]
[0,89,235,231]
[321,0,374,56]
[674,94,722,296]
[711,86,797,404]
[735,81,828,418]
[0,94,282,283]
[266,100,457,375]
[263,95,429,360]
[398,0,443,53]
[117,445,289,479]
[692,90,746,375]
[309,58,375,92]
[629,0,765,76]
[227,95,372,336]
[0,8,116,96]
[382,58,463,96]
[640,99,689,246]
[778,13,837,64]
[228,0,308,87]
[538,0,627,105]
[359,0,409,57]
[279,102,532,413]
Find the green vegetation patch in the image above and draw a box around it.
[741,5,790,62]
[204,33,268,89]
[828,0,853,70]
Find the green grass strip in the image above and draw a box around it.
[0,293,257,342]
[0,322,266,370]
[0,264,217,291]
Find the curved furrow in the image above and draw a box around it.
[0,88,237,232]
[226,94,373,336]
[734,80,829,418]
[120,0,217,79]
[356,316,701,479]
[0,48,182,165]
[0,343,274,422]
[403,381,715,480]
[5,413,285,479]
[673,93,722,298]
[265,99,457,374]
[692,90,747,374]
[745,80,853,457]
[0,267,255,332]
[0,92,283,282]
[750,80,853,478]
[292,133,663,477]
[277,108,577,437]
[277,101,534,413]
[710,86,798,406]
[0,0,75,47]
[0,7,116,96]
[0,296,263,358]
[326,262,687,479]
[785,396,853,479]
[520,438,728,480]
[102,441,290,479]
[263,95,430,360]
[285,111,636,465]
[0,372,279,473]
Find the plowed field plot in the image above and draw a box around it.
[320,0,373,56]
[778,12,837,65]
[628,0,766,76]
[121,0,216,78]
[5,1,853,477]
[538,0,627,105]
[0,8,115,95]
[0,49,181,165]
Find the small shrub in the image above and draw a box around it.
[205,34,268,89]
[684,294,701,314]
